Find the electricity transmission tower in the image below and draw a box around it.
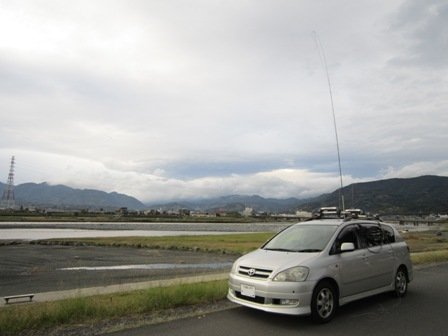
[1,156,16,209]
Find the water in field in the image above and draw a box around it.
[0,221,289,240]
[0,228,241,240]
[59,262,233,271]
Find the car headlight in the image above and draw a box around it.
[273,266,309,282]
[230,262,238,274]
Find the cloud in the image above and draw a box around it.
[381,160,448,179]
[0,149,357,203]
[0,1,447,204]
[389,0,448,68]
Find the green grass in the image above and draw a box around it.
[0,280,228,336]
[34,232,275,255]
[402,231,448,253]
[411,250,448,265]
[36,230,448,255]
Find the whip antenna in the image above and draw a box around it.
[312,31,345,210]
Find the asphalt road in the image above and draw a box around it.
[108,262,448,336]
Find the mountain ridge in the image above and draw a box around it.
[298,175,448,214]
[0,182,145,210]
[1,175,447,214]
[147,175,448,215]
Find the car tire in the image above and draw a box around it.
[311,281,337,323]
[393,267,408,297]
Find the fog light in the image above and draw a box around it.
[279,299,299,305]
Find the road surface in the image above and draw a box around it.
[108,262,448,336]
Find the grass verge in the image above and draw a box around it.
[402,231,448,252]
[34,230,448,255]
[0,280,228,336]
[411,250,448,265]
[33,232,275,255]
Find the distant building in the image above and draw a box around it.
[191,211,215,218]
[296,210,312,219]
[242,207,254,217]
[179,208,191,216]
[117,207,128,215]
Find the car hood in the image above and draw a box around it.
[235,248,319,274]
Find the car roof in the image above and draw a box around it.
[297,219,344,225]
[295,218,389,227]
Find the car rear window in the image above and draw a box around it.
[358,223,396,247]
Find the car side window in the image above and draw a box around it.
[381,225,395,244]
[358,224,383,248]
[331,225,359,254]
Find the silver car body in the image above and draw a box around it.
[227,219,413,316]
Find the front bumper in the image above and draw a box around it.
[227,272,316,315]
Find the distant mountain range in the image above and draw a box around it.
[148,175,448,215]
[1,175,447,214]
[303,175,448,215]
[0,182,145,211]
[147,195,303,214]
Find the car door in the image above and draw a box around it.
[357,223,395,290]
[331,224,373,297]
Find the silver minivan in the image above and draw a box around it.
[227,215,413,323]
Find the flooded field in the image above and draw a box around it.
[0,222,290,298]
[0,221,289,240]
[0,244,235,297]
[0,228,242,240]
[0,221,285,298]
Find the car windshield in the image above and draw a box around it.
[262,224,338,252]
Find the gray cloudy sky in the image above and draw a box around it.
[0,0,447,203]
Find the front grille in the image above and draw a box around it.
[235,291,265,304]
[238,265,272,279]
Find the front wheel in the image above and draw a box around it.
[394,267,408,297]
[311,281,337,323]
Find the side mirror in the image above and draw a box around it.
[340,242,355,252]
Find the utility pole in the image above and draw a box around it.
[1,156,16,209]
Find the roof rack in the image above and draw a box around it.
[342,209,382,221]
[311,207,341,219]
[342,208,365,219]
[311,207,382,222]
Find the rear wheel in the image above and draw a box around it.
[311,281,337,323]
[394,267,408,297]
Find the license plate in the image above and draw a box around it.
[241,284,256,298]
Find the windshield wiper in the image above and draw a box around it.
[263,248,297,252]
[264,248,322,253]
[295,249,322,253]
